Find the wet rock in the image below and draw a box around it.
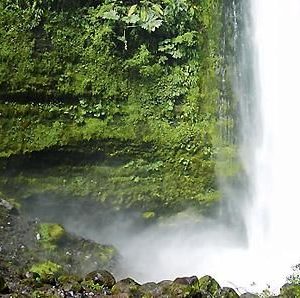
[157,280,172,287]
[0,275,9,294]
[58,274,82,292]
[140,282,157,292]
[29,260,62,284]
[174,276,198,286]
[111,278,141,296]
[37,223,65,250]
[240,293,259,298]
[142,280,173,297]
[220,287,239,298]
[85,270,116,288]
[139,282,157,297]
[165,283,191,297]
[198,275,221,296]
[0,198,15,212]
[141,279,195,298]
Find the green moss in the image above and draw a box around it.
[280,284,300,298]
[97,246,118,265]
[29,261,62,280]
[0,0,228,214]
[57,275,82,292]
[81,279,103,292]
[32,290,60,298]
[198,275,221,297]
[37,223,65,250]
[162,283,191,297]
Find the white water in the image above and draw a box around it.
[239,0,300,290]
[205,0,300,292]
[203,0,300,292]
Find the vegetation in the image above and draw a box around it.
[0,0,230,215]
[37,223,65,250]
[280,264,300,297]
[29,260,62,280]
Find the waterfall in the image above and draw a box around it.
[201,0,300,292]
[244,0,300,287]
[248,0,300,247]
[213,0,300,292]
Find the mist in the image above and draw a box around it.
[22,194,251,293]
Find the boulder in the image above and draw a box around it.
[140,282,159,297]
[85,270,116,289]
[174,276,198,286]
[198,275,221,296]
[112,278,141,296]
[147,280,173,297]
[58,274,82,292]
[164,282,191,297]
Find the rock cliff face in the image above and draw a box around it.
[0,0,234,216]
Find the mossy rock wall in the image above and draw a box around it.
[0,0,237,215]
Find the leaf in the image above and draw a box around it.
[140,7,148,22]
[122,14,140,24]
[152,4,164,16]
[102,10,120,20]
[128,4,137,16]
[117,35,126,43]
[141,18,163,32]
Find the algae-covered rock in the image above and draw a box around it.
[139,282,158,296]
[162,282,191,297]
[58,274,82,292]
[29,261,62,283]
[198,275,221,296]
[37,223,65,250]
[85,270,116,288]
[220,287,239,298]
[140,280,173,297]
[112,278,141,296]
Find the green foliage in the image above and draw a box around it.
[0,0,225,213]
[279,264,300,297]
[81,279,103,292]
[287,264,300,285]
